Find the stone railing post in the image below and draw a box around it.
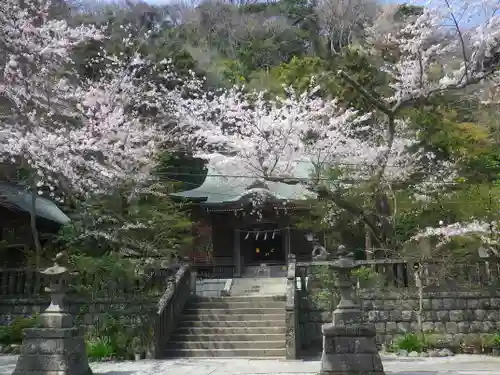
[285,253,298,359]
[152,264,191,358]
[190,270,197,295]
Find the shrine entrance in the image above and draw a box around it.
[239,224,287,266]
[242,229,284,264]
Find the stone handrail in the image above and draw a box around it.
[297,258,500,289]
[285,253,298,359]
[152,264,191,358]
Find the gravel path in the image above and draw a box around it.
[2,354,500,375]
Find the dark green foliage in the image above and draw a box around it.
[154,152,207,191]
[306,265,385,310]
[489,333,500,348]
[57,183,192,262]
[395,4,424,19]
[86,337,115,361]
[391,333,426,353]
[265,50,387,111]
[84,315,152,361]
[0,315,40,345]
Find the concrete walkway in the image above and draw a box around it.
[2,354,500,375]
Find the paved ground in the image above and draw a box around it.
[2,354,500,375]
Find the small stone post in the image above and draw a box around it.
[13,252,93,375]
[319,246,385,375]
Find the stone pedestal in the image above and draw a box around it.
[12,252,93,375]
[319,249,385,375]
[13,328,91,375]
[320,324,384,375]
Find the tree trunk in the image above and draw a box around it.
[30,175,42,268]
[415,270,424,337]
[364,223,372,260]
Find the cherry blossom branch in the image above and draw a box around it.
[337,70,392,116]
[337,68,396,211]
[392,69,497,113]
[316,185,385,247]
[443,0,470,82]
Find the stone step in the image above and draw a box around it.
[178,320,285,328]
[163,348,286,358]
[172,333,285,342]
[187,300,285,309]
[168,340,286,350]
[230,277,286,296]
[192,295,286,303]
[175,326,287,335]
[181,313,285,321]
[184,307,284,315]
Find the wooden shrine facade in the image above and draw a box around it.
[171,171,319,278]
[188,199,316,278]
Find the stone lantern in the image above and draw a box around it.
[12,252,93,375]
[40,252,73,328]
[319,246,385,375]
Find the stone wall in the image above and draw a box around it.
[1,279,232,327]
[299,289,500,353]
[0,295,157,328]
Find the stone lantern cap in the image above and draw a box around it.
[329,256,361,271]
[40,252,69,276]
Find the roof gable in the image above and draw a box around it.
[0,183,70,225]
[171,163,315,204]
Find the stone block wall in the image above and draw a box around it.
[299,290,500,353]
[0,295,157,328]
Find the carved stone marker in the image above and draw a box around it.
[13,252,93,375]
[319,246,385,375]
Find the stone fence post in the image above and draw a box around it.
[285,253,298,359]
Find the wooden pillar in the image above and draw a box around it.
[233,229,241,277]
[284,227,291,263]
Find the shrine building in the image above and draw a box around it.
[172,165,318,278]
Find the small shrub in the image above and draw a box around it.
[83,315,152,360]
[2,316,40,344]
[353,266,385,289]
[0,326,9,344]
[97,316,137,359]
[392,333,425,353]
[489,333,500,348]
[86,337,115,361]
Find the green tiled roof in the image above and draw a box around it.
[0,183,70,225]
[171,164,315,204]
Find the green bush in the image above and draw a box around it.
[352,266,385,289]
[84,315,151,360]
[392,333,425,353]
[86,337,115,361]
[489,333,500,348]
[0,316,41,345]
[0,326,9,344]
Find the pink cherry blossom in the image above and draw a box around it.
[382,0,500,107]
[0,1,197,197]
[174,0,500,245]
[411,220,499,249]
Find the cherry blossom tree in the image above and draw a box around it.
[175,83,452,248]
[174,0,500,253]
[0,0,101,262]
[0,0,193,263]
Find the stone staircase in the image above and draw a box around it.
[164,295,286,357]
[230,273,287,296]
